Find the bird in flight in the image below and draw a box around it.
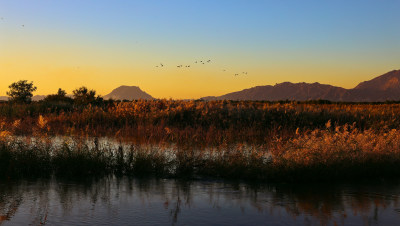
[160,63,164,67]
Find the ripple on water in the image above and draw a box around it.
[1,178,400,225]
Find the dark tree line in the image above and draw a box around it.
[5,80,104,106]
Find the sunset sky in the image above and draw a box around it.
[1,0,399,99]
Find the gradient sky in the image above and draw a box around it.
[1,0,399,99]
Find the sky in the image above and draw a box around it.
[0,0,399,99]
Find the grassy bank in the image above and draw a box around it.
[2,100,400,181]
[1,124,400,182]
[1,100,400,145]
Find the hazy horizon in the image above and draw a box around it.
[0,70,399,100]
[1,0,399,99]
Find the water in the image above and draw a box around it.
[0,177,400,226]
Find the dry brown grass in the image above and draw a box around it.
[1,123,400,181]
[1,100,400,146]
[1,100,400,181]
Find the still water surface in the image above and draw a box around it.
[0,177,400,226]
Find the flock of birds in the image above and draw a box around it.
[155,59,248,77]
[235,72,248,76]
[156,59,211,68]
[1,16,249,77]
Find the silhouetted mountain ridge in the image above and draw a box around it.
[1,70,400,102]
[202,70,400,102]
[103,86,153,100]
[355,70,400,91]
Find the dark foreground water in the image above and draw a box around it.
[0,177,400,226]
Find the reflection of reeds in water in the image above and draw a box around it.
[0,197,21,224]
[0,177,399,225]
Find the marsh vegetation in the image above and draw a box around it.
[1,96,400,181]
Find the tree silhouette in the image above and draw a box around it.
[7,80,37,103]
[56,88,66,96]
[43,88,73,104]
[73,86,101,105]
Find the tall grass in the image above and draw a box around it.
[2,124,400,182]
[1,100,400,145]
[2,100,400,181]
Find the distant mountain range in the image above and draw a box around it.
[202,70,400,102]
[1,70,400,102]
[103,86,153,100]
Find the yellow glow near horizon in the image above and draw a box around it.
[1,57,397,99]
[0,21,398,99]
[1,1,399,99]
[0,36,398,99]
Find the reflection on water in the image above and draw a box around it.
[0,177,400,226]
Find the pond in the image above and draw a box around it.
[0,177,399,225]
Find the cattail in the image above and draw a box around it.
[0,130,11,139]
[12,119,21,128]
[325,120,331,129]
[38,115,47,129]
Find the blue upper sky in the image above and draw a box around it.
[1,0,399,98]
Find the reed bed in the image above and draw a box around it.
[1,100,400,146]
[1,124,400,182]
[1,100,400,181]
